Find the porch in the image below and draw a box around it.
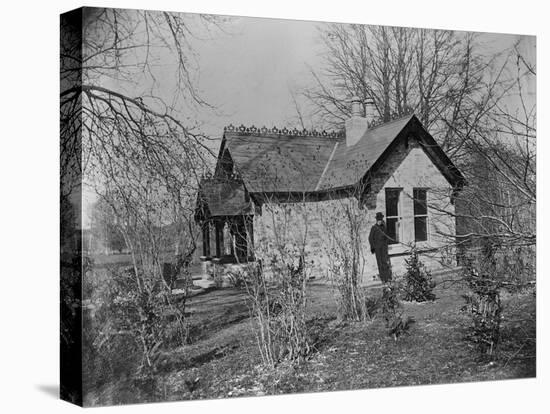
[195,178,256,281]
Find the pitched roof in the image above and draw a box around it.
[216,114,464,197]
[317,115,414,190]
[223,132,339,193]
[222,115,418,193]
[195,179,254,220]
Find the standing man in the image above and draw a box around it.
[369,212,392,283]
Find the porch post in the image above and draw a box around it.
[215,220,223,257]
[202,221,210,257]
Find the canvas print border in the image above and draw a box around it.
[60,6,536,407]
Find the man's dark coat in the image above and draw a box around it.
[368,222,392,283]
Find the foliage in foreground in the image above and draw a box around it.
[83,271,536,405]
[244,253,312,368]
[83,266,188,398]
[402,247,436,302]
[375,282,416,341]
[320,198,371,322]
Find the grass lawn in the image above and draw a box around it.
[87,274,536,406]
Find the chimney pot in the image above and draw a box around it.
[350,96,364,117]
[345,96,369,147]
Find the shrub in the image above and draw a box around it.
[225,268,249,289]
[364,295,380,319]
[380,282,401,326]
[324,206,371,321]
[83,266,188,400]
[330,257,370,321]
[244,252,312,367]
[402,247,436,302]
[379,282,415,341]
[245,202,315,367]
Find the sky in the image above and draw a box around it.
[82,11,536,228]
[189,15,534,139]
[98,11,535,145]
[193,16,321,135]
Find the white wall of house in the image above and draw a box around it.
[369,139,457,276]
[252,137,457,282]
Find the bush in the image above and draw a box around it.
[364,295,381,319]
[380,282,401,326]
[331,258,369,321]
[402,247,436,302]
[379,282,415,341]
[244,252,312,367]
[225,268,249,289]
[83,266,188,401]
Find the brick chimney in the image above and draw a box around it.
[345,96,369,147]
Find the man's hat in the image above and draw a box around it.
[375,212,384,220]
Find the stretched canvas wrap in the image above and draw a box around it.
[60,6,536,407]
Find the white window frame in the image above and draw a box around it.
[385,187,403,245]
[413,187,429,243]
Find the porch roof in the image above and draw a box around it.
[195,179,254,222]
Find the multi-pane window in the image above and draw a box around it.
[385,188,401,244]
[413,188,428,242]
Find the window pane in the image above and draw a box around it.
[385,189,400,217]
[414,216,427,242]
[386,218,399,244]
[413,188,427,215]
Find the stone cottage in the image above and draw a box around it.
[194,98,465,281]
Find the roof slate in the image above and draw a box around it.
[196,114,465,220]
[224,133,339,193]
[317,115,414,190]
[224,115,415,193]
[196,179,254,218]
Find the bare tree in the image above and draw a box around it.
[318,185,371,321]
[60,8,227,401]
[301,30,535,359]
[61,8,222,192]
[244,196,312,367]
[454,41,535,247]
[306,26,535,247]
[61,8,226,273]
[303,25,501,160]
